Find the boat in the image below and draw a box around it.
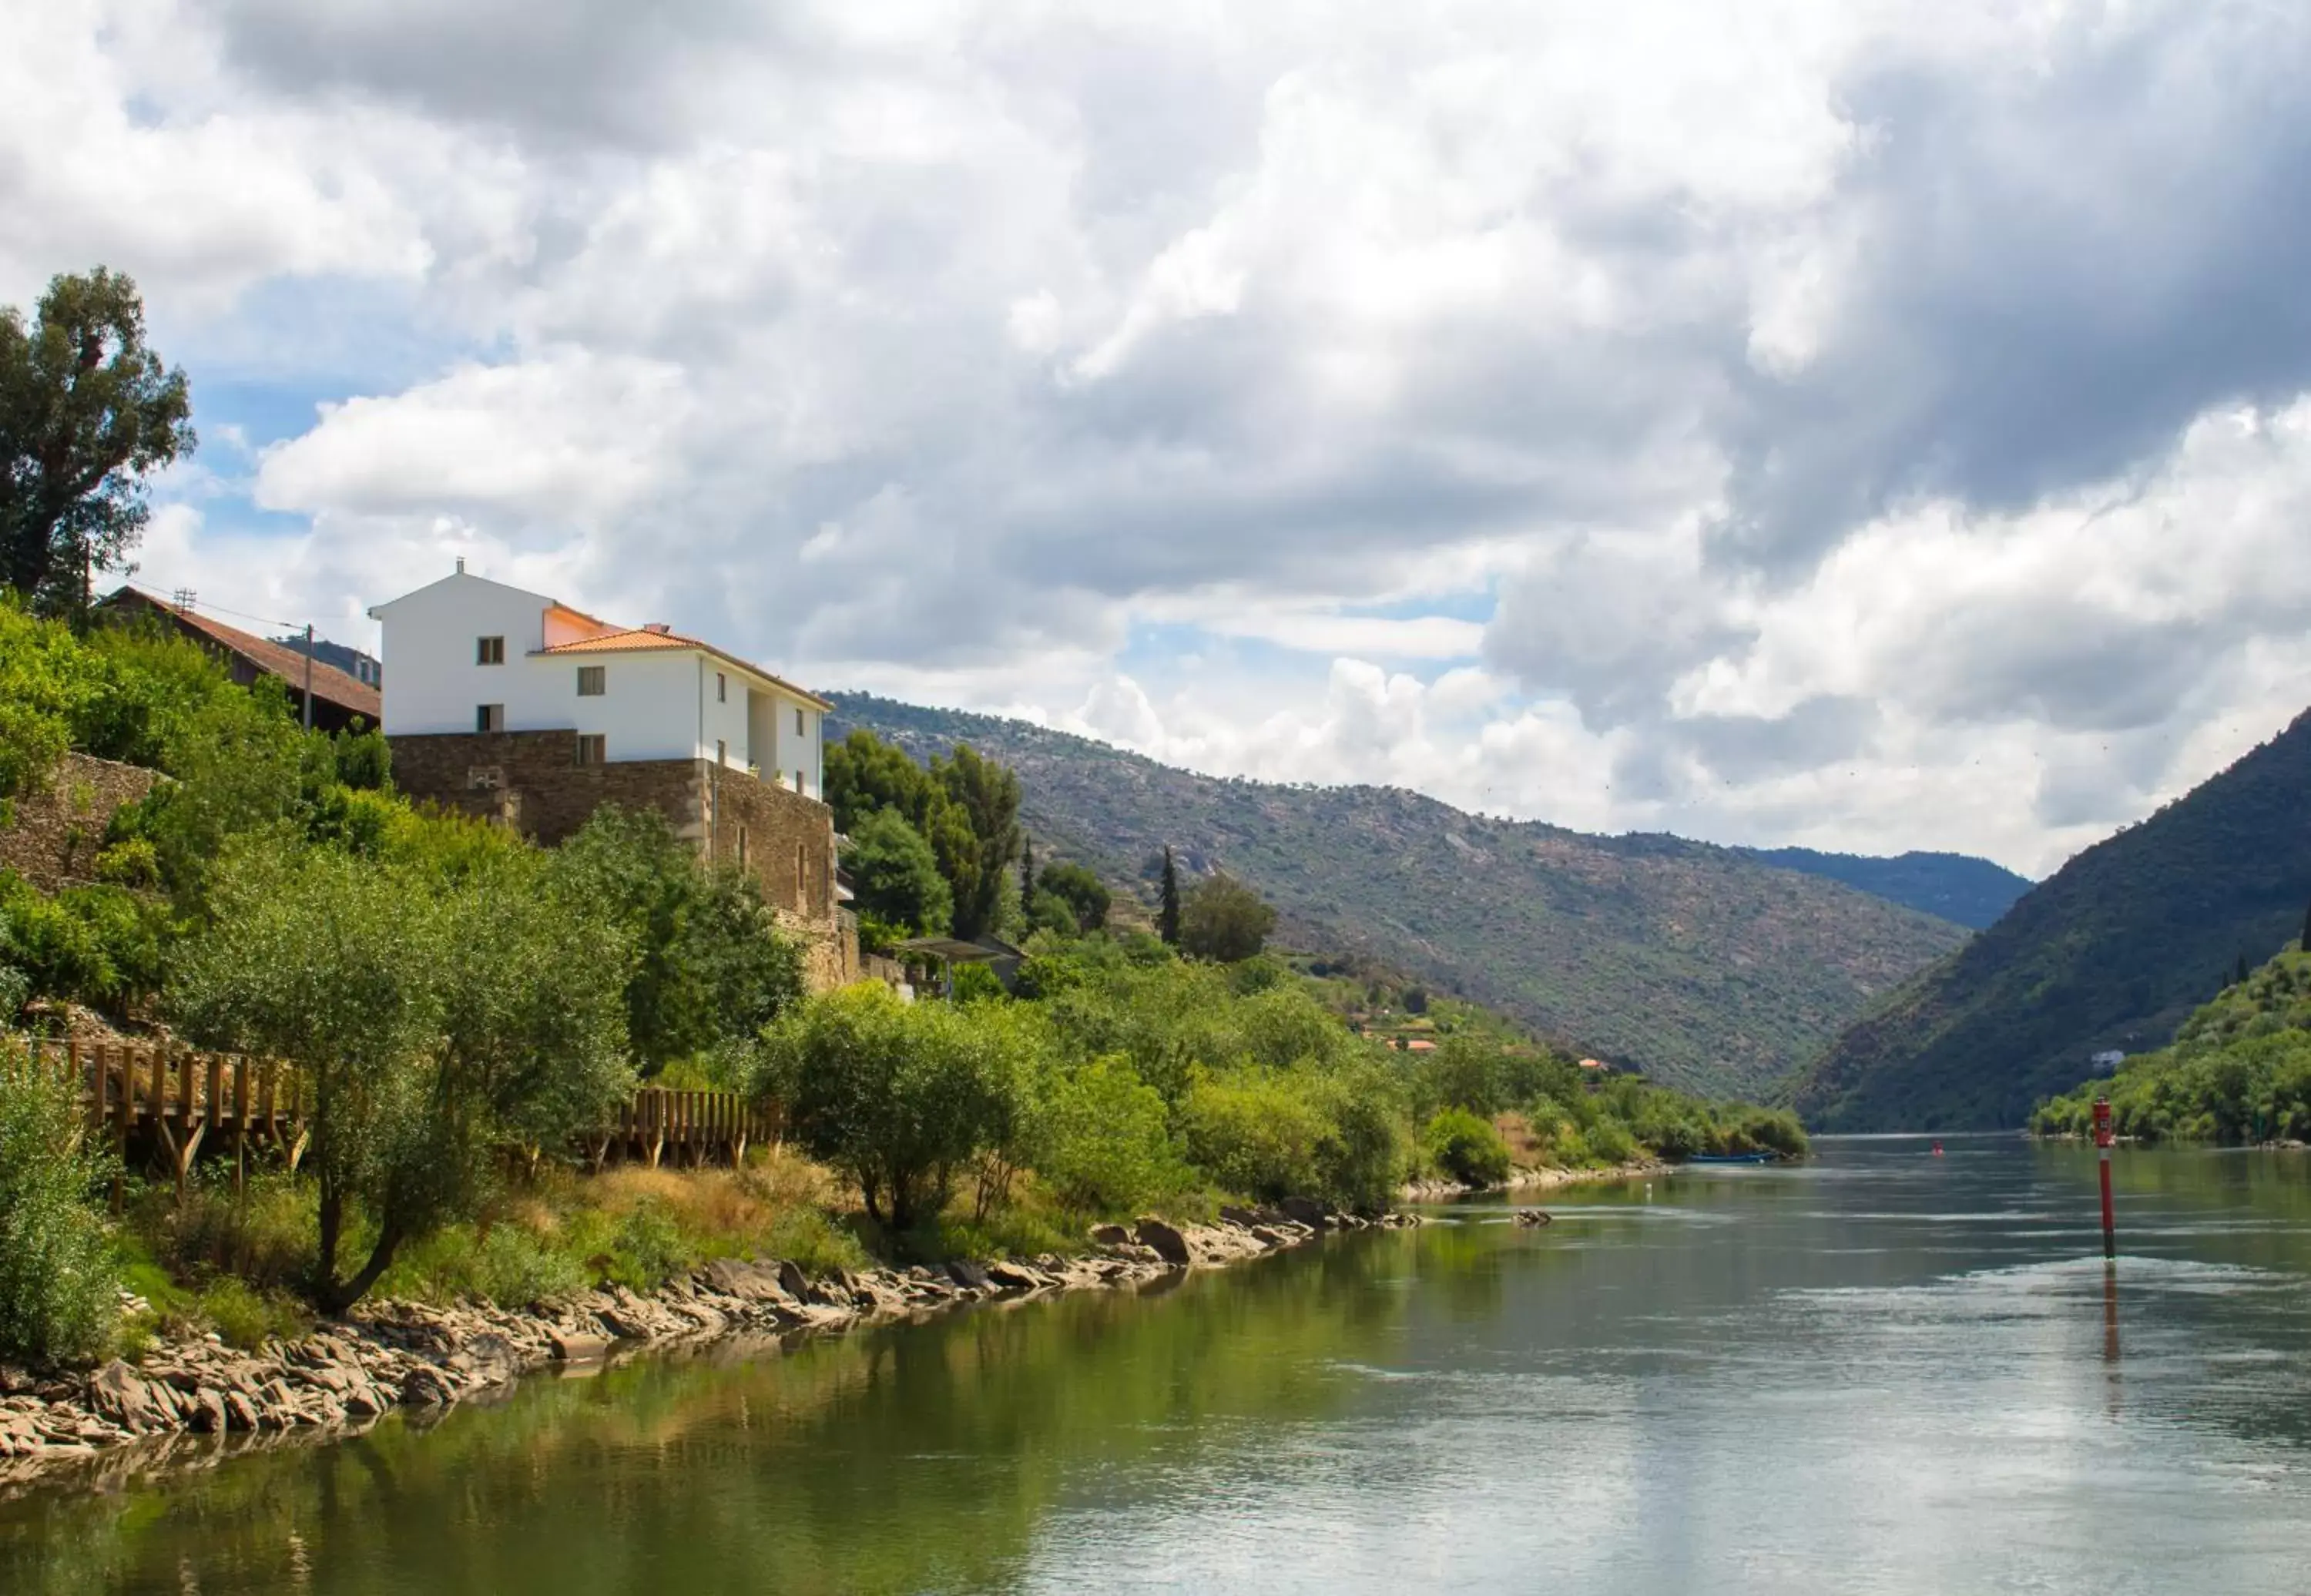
[1683,1151,1782,1165]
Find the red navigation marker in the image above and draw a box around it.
[2093,1097,2116,1261]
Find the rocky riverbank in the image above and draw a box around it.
[1398,1158,1672,1203]
[0,1205,1412,1494]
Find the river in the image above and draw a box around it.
[6,1136,2311,1594]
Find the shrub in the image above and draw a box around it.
[1426,1108,1511,1186]
[1038,1056,1184,1215]
[195,1276,310,1351]
[1179,1069,1327,1202]
[0,1048,118,1364]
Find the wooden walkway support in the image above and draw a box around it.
[16,1038,307,1199]
[593,1086,780,1171]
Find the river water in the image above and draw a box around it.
[7,1137,2311,1594]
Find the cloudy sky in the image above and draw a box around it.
[12,0,2311,877]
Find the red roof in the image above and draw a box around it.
[106,588,381,723]
[536,628,830,709]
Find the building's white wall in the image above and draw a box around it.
[568,652,706,762]
[374,575,560,736]
[700,660,752,770]
[766,697,823,800]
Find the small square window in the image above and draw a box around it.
[577,665,605,696]
[477,703,505,733]
[477,636,505,666]
[575,733,605,766]
[716,672,726,702]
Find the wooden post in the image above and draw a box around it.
[232,1054,251,1192]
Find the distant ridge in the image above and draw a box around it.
[1735,847,2031,931]
[826,692,1967,1101]
[1793,708,2311,1131]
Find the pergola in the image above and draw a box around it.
[890,934,1027,998]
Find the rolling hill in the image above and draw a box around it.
[1733,847,2031,931]
[1792,708,2311,1131]
[827,693,1968,1101]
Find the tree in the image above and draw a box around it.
[1,269,196,617]
[758,984,1024,1232]
[1020,833,1035,918]
[934,743,1020,940]
[1038,860,1110,931]
[169,838,635,1310]
[2301,900,2309,954]
[547,806,802,1073]
[844,808,953,942]
[1159,846,1180,946]
[1179,871,1276,963]
[0,1043,118,1363]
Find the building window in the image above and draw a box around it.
[576,733,606,766]
[716,672,726,702]
[577,665,605,696]
[477,636,505,666]
[476,703,505,733]
[716,739,727,766]
[794,707,804,736]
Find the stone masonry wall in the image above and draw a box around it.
[0,753,162,891]
[391,732,846,988]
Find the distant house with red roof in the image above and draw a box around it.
[102,585,381,733]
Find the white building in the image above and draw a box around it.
[366,565,827,796]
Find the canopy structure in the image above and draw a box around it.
[891,936,1021,964]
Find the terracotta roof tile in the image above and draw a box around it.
[536,629,830,708]
[107,588,381,723]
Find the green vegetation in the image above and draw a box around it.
[2,268,196,621]
[1736,847,2030,931]
[1797,709,2311,1130]
[2034,947,2311,1144]
[0,1044,117,1363]
[823,728,1022,942]
[1179,870,1277,962]
[825,692,1967,1099]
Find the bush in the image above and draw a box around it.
[0,872,173,1014]
[1038,1056,1184,1215]
[1179,1069,1327,1202]
[194,1276,310,1351]
[0,1048,118,1364]
[1426,1108,1511,1186]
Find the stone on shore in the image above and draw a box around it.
[1134,1218,1192,1265]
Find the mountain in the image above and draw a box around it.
[827,693,1967,1101]
[1733,848,2030,931]
[1793,709,2311,1132]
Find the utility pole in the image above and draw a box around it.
[302,622,315,732]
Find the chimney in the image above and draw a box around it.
[643,622,672,634]
[455,557,466,575]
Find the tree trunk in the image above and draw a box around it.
[319,1224,404,1316]
[316,1185,344,1295]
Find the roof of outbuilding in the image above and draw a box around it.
[105,587,382,723]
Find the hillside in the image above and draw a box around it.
[2033,947,2311,1144]
[1793,708,2311,1131]
[827,693,1967,1101]
[1734,847,2030,930]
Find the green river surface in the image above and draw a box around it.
[6,1135,2311,1594]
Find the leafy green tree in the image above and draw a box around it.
[1038,861,1110,931]
[0,595,89,816]
[1038,1056,1184,1215]
[0,1042,118,1363]
[844,808,952,943]
[1,269,196,617]
[1020,833,1035,918]
[1026,888,1079,937]
[934,743,1020,940]
[547,806,802,1073]
[1179,871,1276,963]
[758,984,1024,1231]
[169,837,634,1310]
[1159,846,1180,946]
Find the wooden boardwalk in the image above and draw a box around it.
[11,1038,775,1195]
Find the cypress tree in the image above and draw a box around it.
[2237,952,2252,987]
[1021,833,1035,914]
[2299,899,2309,954]
[1159,845,1180,946]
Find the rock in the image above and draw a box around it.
[1278,1196,1330,1229]
[776,1260,810,1299]
[400,1366,458,1407]
[548,1329,613,1362]
[1089,1224,1133,1247]
[702,1258,790,1303]
[944,1259,994,1292]
[1134,1219,1192,1266]
[222,1390,261,1431]
[984,1262,1042,1293]
[1218,1205,1265,1228]
[86,1361,168,1435]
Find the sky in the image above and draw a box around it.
[11,1,2311,879]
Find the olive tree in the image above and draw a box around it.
[170,836,634,1310]
[1179,872,1277,963]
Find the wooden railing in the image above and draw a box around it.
[8,1038,775,1192]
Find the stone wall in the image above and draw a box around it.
[390,731,846,987]
[0,753,161,891]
